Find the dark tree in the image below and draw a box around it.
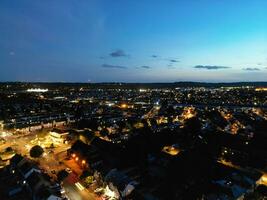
[5,147,13,152]
[100,128,109,137]
[184,116,201,134]
[30,145,44,158]
[57,169,69,182]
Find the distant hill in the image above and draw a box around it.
[1,81,267,90]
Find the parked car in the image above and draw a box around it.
[66,168,72,173]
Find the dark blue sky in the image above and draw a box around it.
[1,0,267,82]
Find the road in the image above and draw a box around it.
[218,159,267,187]
[143,105,160,119]
[0,128,54,155]
[63,173,97,200]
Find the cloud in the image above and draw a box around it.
[151,55,158,58]
[167,64,176,69]
[140,65,151,69]
[9,51,15,56]
[169,59,179,63]
[194,65,231,70]
[101,64,127,69]
[243,67,260,71]
[110,50,127,57]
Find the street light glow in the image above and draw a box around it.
[121,103,127,108]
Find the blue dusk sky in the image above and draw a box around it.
[0,0,267,82]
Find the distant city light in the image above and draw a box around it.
[27,88,48,93]
[121,103,127,108]
[139,89,147,92]
[255,88,267,91]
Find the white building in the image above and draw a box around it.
[49,129,69,144]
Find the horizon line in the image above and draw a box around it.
[1,81,267,84]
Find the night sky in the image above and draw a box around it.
[1,0,267,82]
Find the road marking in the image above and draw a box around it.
[75,182,85,191]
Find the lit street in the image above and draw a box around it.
[63,173,97,200]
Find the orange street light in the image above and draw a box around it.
[75,157,79,161]
[82,160,86,165]
[121,104,127,108]
[72,153,76,158]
